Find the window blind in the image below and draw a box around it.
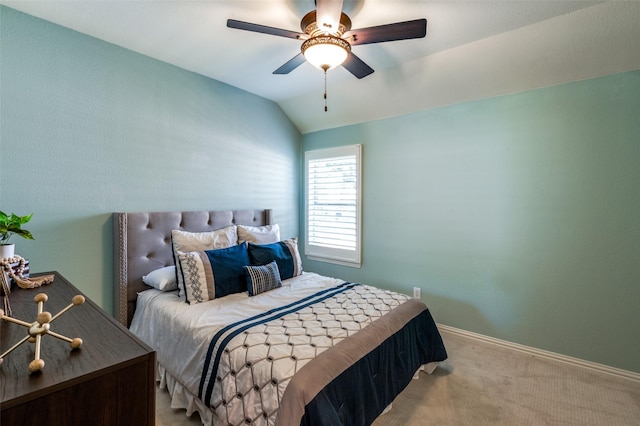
[305,145,361,267]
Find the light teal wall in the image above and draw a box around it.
[3,6,638,375]
[302,71,640,373]
[0,7,301,312]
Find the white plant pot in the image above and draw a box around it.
[0,243,15,259]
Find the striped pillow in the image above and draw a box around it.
[171,226,238,298]
[244,261,282,296]
[177,243,250,304]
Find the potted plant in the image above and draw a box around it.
[0,211,34,259]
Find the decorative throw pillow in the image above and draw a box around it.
[247,238,302,281]
[142,265,178,291]
[172,225,238,297]
[237,224,280,244]
[177,243,250,304]
[244,261,282,296]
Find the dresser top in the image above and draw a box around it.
[1,272,154,408]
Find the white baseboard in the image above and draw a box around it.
[437,323,640,383]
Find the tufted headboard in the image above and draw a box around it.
[112,209,272,326]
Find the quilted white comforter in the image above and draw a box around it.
[130,272,442,425]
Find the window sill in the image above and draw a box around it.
[306,255,361,268]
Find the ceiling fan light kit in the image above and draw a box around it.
[301,35,351,70]
[227,0,427,110]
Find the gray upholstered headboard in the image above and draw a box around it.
[113,209,272,326]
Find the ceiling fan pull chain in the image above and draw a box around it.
[324,70,328,112]
[322,64,329,112]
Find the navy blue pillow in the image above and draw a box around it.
[247,239,302,280]
[205,243,250,298]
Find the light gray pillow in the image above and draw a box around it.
[237,224,280,244]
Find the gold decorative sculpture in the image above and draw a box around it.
[0,292,84,373]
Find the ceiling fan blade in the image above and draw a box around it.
[342,53,374,79]
[273,53,306,75]
[227,19,305,40]
[315,0,344,34]
[347,18,427,46]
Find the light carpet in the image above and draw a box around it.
[155,329,640,425]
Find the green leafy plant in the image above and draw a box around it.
[0,211,35,245]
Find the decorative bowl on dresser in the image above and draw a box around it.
[0,272,155,426]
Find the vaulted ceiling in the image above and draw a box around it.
[3,1,640,133]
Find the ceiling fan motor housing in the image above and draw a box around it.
[301,10,352,37]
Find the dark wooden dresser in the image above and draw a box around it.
[0,272,155,425]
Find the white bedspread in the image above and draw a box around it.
[130,272,346,421]
[130,271,443,426]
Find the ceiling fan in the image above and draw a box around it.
[227,0,427,80]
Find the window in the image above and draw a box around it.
[305,144,361,267]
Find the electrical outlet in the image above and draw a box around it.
[413,287,421,299]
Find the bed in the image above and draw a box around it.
[113,209,447,426]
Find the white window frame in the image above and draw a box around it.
[304,144,362,268]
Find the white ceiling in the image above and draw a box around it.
[2,1,640,133]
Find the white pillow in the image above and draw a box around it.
[172,225,238,296]
[171,225,238,253]
[142,266,178,291]
[237,224,280,244]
